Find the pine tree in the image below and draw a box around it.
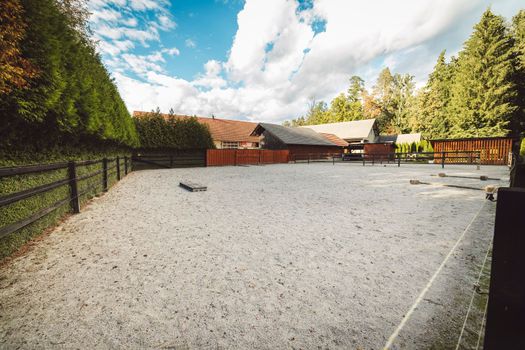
[448,9,517,138]
[372,68,395,133]
[391,73,415,133]
[412,51,455,139]
[512,10,525,136]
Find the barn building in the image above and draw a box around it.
[250,123,346,159]
[300,119,379,145]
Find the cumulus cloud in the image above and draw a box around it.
[90,0,523,122]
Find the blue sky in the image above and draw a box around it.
[88,0,524,122]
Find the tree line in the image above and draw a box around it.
[284,9,525,141]
[0,0,139,154]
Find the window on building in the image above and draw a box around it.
[222,141,239,149]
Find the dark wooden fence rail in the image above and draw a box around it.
[361,151,482,168]
[291,153,343,164]
[0,156,130,240]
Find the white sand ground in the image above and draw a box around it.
[0,163,509,349]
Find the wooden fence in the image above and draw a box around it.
[0,156,130,240]
[206,149,289,166]
[361,151,481,168]
[132,150,205,169]
[431,137,513,165]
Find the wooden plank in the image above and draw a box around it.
[0,197,70,239]
[0,162,68,178]
[0,177,70,207]
[179,181,207,192]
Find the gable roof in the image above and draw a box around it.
[300,119,377,141]
[133,111,260,143]
[377,133,422,144]
[251,123,338,146]
[320,133,349,147]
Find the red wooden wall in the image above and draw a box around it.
[206,149,289,166]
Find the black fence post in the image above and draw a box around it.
[68,161,80,214]
[124,156,128,175]
[116,156,121,181]
[362,154,365,166]
[441,152,445,169]
[398,153,401,167]
[484,188,525,349]
[170,155,173,168]
[102,158,108,192]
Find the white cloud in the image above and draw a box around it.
[193,60,227,89]
[93,0,524,122]
[162,47,180,56]
[185,39,197,48]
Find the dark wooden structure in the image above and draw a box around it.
[431,137,513,165]
[484,187,525,349]
[179,181,207,192]
[250,123,344,160]
[363,143,395,160]
[132,149,206,170]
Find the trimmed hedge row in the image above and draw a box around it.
[134,111,215,150]
[0,148,130,260]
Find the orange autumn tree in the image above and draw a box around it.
[0,0,38,95]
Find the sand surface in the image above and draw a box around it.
[0,163,509,349]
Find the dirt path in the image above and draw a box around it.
[0,164,509,349]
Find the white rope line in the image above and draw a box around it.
[475,296,490,350]
[383,202,486,350]
[455,238,493,350]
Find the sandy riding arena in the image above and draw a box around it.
[0,163,509,349]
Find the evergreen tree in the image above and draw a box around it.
[448,9,517,138]
[512,10,525,136]
[391,73,415,133]
[411,51,455,139]
[0,0,138,149]
[372,68,395,132]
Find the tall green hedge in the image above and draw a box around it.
[134,111,215,150]
[0,0,138,150]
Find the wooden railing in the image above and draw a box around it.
[361,151,482,168]
[0,156,130,240]
[291,153,343,164]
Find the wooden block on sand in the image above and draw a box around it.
[179,181,207,192]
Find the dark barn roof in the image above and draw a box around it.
[251,123,337,146]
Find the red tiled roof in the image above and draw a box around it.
[133,111,260,143]
[320,133,349,147]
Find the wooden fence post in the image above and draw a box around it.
[68,161,80,214]
[116,156,121,181]
[124,156,128,175]
[103,158,108,192]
